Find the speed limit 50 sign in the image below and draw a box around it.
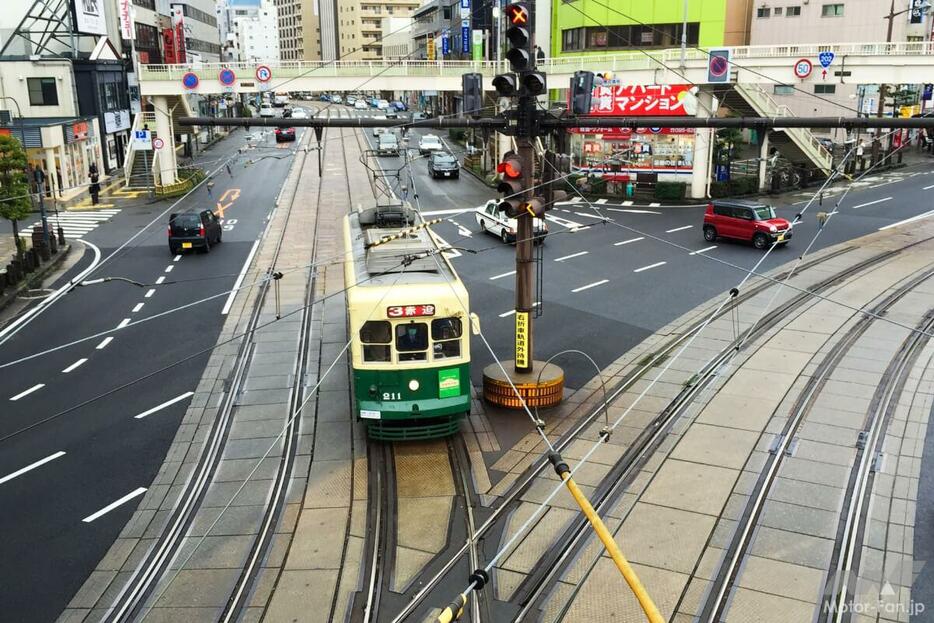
[793,58,813,79]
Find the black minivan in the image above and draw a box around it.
[168,210,222,254]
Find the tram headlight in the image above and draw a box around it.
[408,379,420,391]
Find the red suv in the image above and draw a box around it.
[275,127,296,142]
[703,199,792,250]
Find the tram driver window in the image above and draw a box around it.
[431,317,462,359]
[396,322,428,361]
[360,320,391,362]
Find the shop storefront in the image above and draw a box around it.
[570,83,698,184]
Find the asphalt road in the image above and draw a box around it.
[0,126,303,622]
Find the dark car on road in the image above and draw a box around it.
[275,127,296,142]
[428,152,459,179]
[168,210,222,254]
[703,199,792,250]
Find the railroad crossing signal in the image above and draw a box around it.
[497,151,525,217]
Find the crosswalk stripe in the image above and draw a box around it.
[21,209,121,237]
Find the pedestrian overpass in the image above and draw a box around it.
[131,41,934,196]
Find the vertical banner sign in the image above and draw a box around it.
[171,5,187,63]
[462,20,470,54]
[923,84,933,101]
[472,29,484,60]
[426,36,436,60]
[515,311,529,369]
[162,27,177,63]
[442,30,450,56]
[119,0,134,40]
[706,48,731,84]
[460,0,470,18]
[910,0,926,24]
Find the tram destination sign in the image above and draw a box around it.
[388,304,436,318]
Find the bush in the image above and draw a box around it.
[709,176,759,199]
[655,181,686,201]
[448,128,466,143]
[589,177,607,194]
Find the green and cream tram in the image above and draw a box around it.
[344,203,471,440]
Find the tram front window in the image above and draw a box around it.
[396,323,428,361]
[432,317,462,359]
[361,320,391,362]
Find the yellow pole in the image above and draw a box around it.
[557,465,664,623]
[435,592,467,623]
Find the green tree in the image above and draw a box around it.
[0,134,32,260]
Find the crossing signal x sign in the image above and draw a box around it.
[505,3,528,25]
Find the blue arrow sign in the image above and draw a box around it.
[818,51,835,69]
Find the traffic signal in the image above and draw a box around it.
[504,2,531,73]
[492,73,518,97]
[462,73,483,117]
[522,71,546,96]
[570,71,595,115]
[497,151,525,217]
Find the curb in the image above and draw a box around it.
[0,244,71,317]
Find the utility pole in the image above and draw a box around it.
[680,0,688,71]
[874,0,898,165]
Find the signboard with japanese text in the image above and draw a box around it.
[72,121,89,141]
[461,20,470,54]
[387,304,436,318]
[515,311,529,369]
[71,0,108,35]
[911,0,926,24]
[568,126,695,138]
[119,0,134,40]
[472,29,483,61]
[442,30,450,56]
[132,130,152,151]
[426,37,436,60]
[587,84,693,117]
[162,27,178,63]
[104,110,130,134]
[170,5,187,63]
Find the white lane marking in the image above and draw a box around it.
[614,237,644,246]
[96,336,114,349]
[924,184,934,190]
[868,180,898,189]
[595,198,608,204]
[690,245,717,255]
[879,208,934,231]
[573,211,609,220]
[499,302,541,317]
[430,231,462,258]
[851,197,892,209]
[572,279,609,293]
[0,451,66,486]
[134,391,196,419]
[222,239,261,316]
[132,303,144,313]
[173,254,182,262]
[417,208,473,216]
[62,358,88,373]
[554,251,589,262]
[622,200,633,206]
[634,261,667,273]
[155,276,165,285]
[568,196,582,204]
[0,240,101,347]
[452,220,472,238]
[144,289,156,298]
[82,487,147,523]
[605,207,662,214]
[10,383,45,401]
[649,202,661,207]
[117,318,131,329]
[544,214,584,230]
[665,225,693,233]
[164,265,174,273]
[489,270,516,280]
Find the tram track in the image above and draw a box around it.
[390,239,933,622]
[697,264,934,623]
[101,132,314,622]
[448,435,488,623]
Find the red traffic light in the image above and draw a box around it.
[497,158,522,179]
[505,2,529,25]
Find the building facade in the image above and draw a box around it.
[381,16,414,59]
[219,0,279,62]
[339,0,419,60]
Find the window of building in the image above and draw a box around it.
[562,22,699,52]
[786,6,801,16]
[814,84,836,94]
[822,3,844,16]
[774,7,783,15]
[132,0,155,10]
[27,77,58,106]
[773,85,795,95]
[757,7,771,17]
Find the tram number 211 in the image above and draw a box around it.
[382,392,402,401]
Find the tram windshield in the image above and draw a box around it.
[396,323,429,361]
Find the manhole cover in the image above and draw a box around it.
[19,288,55,300]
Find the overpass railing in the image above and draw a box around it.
[139,41,934,83]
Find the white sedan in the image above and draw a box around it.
[418,134,444,155]
[291,108,309,119]
[355,100,368,110]
[475,200,547,244]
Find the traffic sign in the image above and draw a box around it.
[255,65,272,82]
[181,72,199,90]
[818,51,835,69]
[793,58,813,79]
[152,137,165,150]
[219,68,236,86]
[706,49,731,84]
[133,129,152,151]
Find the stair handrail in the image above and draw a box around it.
[735,84,833,165]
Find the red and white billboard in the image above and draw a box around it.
[567,126,695,138]
[170,5,187,63]
[588,84,693,116]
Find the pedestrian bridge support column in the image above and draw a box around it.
[758,132,770,192]
[690,90,716,201]
[152,96,178,185]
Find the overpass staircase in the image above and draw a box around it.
[122,95,193,189]
[723,83,834,176]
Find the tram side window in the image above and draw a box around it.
[360,321,391,362]
[432,317,462,359]
[396,322,428,361]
